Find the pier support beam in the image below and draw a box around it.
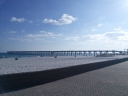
[51,51,54,56]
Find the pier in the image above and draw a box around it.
[7,50,128,57]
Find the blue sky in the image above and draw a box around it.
[0,0,128,52]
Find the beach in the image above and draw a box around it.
[0,56,126,75]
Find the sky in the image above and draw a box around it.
[0,0,128,52]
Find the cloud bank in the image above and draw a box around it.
[9,31,62,42]
[81,31,128,49]
[25,31,62,38]
[83,31,128,41]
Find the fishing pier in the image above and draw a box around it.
[7,50,128,57]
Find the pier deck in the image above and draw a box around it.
[1,61,128,96]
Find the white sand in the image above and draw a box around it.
[0,56,126,75]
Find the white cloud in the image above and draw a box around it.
[83,31,128,41]
[104,32,125,39]
[43,14,77,25]
[64,36,79,41]
[29,20,33,23]
[22,30,25,32]
[9,38,16,40]
[114,27,121,31]
[98,23,103,27]
[40,30,45,33]
[4,30,16,34]
[11,17,25,22]
[82,30,128,49]
[9,30,62,42]
[9,31,16,34]
[25,31,62,38]
[91,28,97,31]
[9,37,32,42]
[25,34,44,38]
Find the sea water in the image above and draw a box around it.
[0,52,94,58]
[0,53,36,58]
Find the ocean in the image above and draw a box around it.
[0,53,36,58]
[0,52,94,58]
